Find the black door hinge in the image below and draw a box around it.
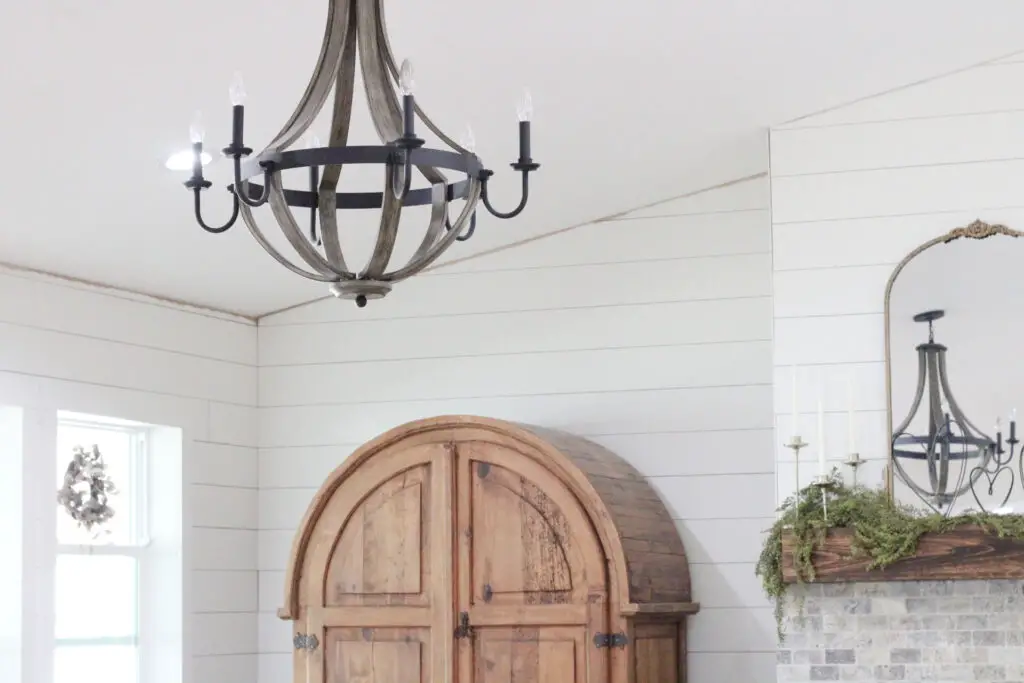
[454,611,474,639]
[593,632,628,649]
[293,633,319,652]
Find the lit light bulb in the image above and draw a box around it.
[308,134,322,148]
[460,125,475,153]
[399,59,415,96]
[189,111,205,144]
[229,72,247,106]
[517,88,533,122]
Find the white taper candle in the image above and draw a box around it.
[791,366,799,435]
[847,373,856,454]
[817,397,826,476]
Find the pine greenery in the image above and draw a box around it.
[755,472,1024,639]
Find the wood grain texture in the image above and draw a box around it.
[280,416,696,683]
[280,416,697,619]
[781,526,1024,583]
[520,424,693,606]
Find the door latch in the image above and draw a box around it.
[454,611,474,639]
[294,633,320,652]
[593,632,628,649]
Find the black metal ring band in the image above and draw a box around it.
[232,177,474,210]
[234,145,481,210]
[239,145,482,178]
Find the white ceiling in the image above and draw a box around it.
[3,1,1024,317]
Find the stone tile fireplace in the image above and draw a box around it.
[778,580,1024,682]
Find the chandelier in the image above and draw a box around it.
[891,309,993,509]
[182,0,539,307]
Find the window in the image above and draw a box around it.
[54,419,148,683]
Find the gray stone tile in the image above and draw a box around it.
[794,649,825,665]
[973,663,1007,680]
[809,665,839,680]
[953,580,991,596]
[825,650,855,664]
[974,630,1008,647]
[905,597,938,614]
[890,648,921,664]
[955,614,989,630]
[873,664,906,680]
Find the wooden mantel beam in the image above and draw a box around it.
[781,526,1024,583]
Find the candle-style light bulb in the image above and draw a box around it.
[517,88,533,122]
[460,125,476,153]
[308,134,322,148]
[399,59,415,96]
[229,72,247,106]
[189,111,205,144]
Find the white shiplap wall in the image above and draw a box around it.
[0,268,259,683]
[256,173,777,682]
[771,55,1024,502]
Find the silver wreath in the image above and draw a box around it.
[56,445,117,531]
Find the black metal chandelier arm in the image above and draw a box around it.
[191,186,239,234]
[388,152,414,201]
[237,203,339,282]
[388,178,482,280]
[445,210,477,242]
[479,169,531,220]
[267,175,355,279]
[232,158,273,208]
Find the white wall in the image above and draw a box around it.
[0,267,259,683]
[256,172,777,681]
[770,55,1024,504]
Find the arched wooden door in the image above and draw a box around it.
[455,437,608,683]
[294,438,455,683]
[288,427,610,683]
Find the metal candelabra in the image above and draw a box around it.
[785,435,809,519]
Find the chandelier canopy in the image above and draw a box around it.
[183,0,540,307]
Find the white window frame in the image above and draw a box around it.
[54,418,151,676]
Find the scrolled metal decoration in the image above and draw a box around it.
[180,0,540,308]
[969,419,1021,513]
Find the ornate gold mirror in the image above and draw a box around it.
[885,220,1024,514]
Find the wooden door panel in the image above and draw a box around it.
[325,627,428,683]
[297,443,454,683]
[471,627,583,683]
[472,461,573,605]
[456,441,609,683]
[327,465,428,605]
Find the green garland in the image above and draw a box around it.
[755,472,1024,640]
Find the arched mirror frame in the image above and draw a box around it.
[883,219,1024,498]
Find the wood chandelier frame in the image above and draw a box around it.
[183,0,539,307]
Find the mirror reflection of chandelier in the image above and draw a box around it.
[891,309,993,509]
[181,0,540,308]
